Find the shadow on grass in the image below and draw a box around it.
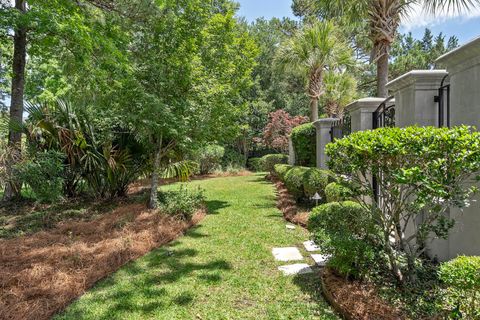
[205,200,230,215]
[292,270,339,320]
[59,244,232,320]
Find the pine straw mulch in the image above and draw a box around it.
[321,263,405,320]
[272,178,309,227]
[0,201,205,320]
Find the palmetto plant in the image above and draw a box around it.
[321,71,357,118]
[275,20,353,122]
[300,0,480,97]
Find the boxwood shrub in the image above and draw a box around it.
[325,182,353,203]
[248,157,264,172]
[274,164,293,180]
[291,123,316,167]
[303,168,330,199]
[261,154,288,173]
[284,166,309,200]
[308,201,379,279]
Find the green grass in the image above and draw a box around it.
[55,173,338,320]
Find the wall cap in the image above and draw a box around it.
[345,97,386,113]
[313,118,338,129]
[436,36,480,67]
[387,70,448,92]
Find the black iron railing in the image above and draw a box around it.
[373,96,395,129]
[434,74,450,128]
[330,112,351,142]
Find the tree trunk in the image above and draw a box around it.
[148,136,162,209]
[309,97,319,122]
[4,0,27,201]
[376,50,389,98]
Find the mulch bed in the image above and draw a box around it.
[272,178,309,227]
[0,201,205,320]
[321,268,405,320]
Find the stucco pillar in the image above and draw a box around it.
[345,98,386,133]
[288,136,295,165]
[387,70,448,128]
[313,118,336,169]
[431,37,480,260]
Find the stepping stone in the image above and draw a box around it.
[303,240,321,252]
[311,254,330,267]
[272,247,303,261]
[286,224,296,230]
[278,263,313,276]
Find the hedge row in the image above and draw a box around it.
[291,123,316,167]
[274,164,330,201]
[248,154,288,173]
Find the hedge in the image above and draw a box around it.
[325,182,353,203]
[303,168,330,199]
[274,164,293,180]
[248,157,264,172]
[276,165,330,201]
[284,166,309,200]
[261,154,288,173]
[291,123,316,167]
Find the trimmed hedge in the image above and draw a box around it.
[303,168,330,198]
[274,164,293,180]
[325,182,353,203]
[248,157,264,172]
[284,166,309,200]
[261,154,288,173]
[291,123,316,167]
[308,201,378,278]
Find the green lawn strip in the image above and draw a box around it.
[56,174,338,320]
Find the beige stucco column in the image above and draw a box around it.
[345,98,386,133]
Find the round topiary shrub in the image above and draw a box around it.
[291,123,316,167]
[261,154,288,173]
[325,182,353,203]
[439,256,480,318]
[308,201,379,279]
[303,168,330,199]
[284,166,309,200]
[274,164,293,181]
[248,157,265,172]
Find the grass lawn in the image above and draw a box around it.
[55,173,338,320]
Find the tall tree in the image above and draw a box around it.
[292,0,480,97]
[275,21,352,121]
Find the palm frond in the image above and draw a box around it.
[161,160,198,182]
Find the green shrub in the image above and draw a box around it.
[261,154,288,173]
[248,157,264,172]
[325,182,352,203]
[194,144,225,175]
[308,201,379,279]
[439,256,480,318]
[284,166,309,200]
[158,186,205,220]
[327,126,480,283]
[291,123,316,167]
[274,164,293,181]
[303,168,330,199]
[222,148,245,168]
[16,151,65,203]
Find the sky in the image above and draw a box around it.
[236,0,480,45]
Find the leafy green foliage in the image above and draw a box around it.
[274,164,293,180]
[248,157,265,172]
[157,186,205,220]
[291,123,316,167]
[325,182,352,203]
[439,256,480,319]
[308,201,380,279]
[261,154,288,173]
[194,145,225,175]
[327,126,480,283]
[303,167,329,199]
[15,151,65,203]
[283,166,309,200]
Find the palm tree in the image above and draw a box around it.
[321,71,357,118]
[275,21,352,121]
[293,0,480,97]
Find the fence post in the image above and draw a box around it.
[288,136,295,165]
[313,118,337,169]
[386,70,448,128]
[346,98,386,133]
